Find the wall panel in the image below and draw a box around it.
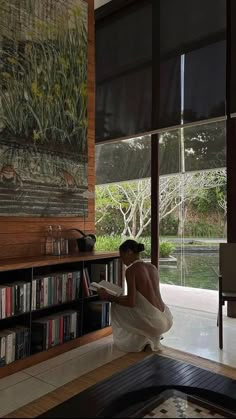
[0,0,95,259]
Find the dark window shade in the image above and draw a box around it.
[184,41,226,123]
[95,0,226,143]
[95,0,152,142]
[159,57,181,129]
[96,66,152,141]
[160,0,226,58]
[96,1,152,83]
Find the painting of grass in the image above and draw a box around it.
[0,0,89,216]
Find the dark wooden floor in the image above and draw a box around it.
[5,346,236,418]
[38,352,236,418]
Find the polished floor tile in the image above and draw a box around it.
[161,284,227,315]
[0,371,30,392]
[0,377,55,417]
[36,341,125,388]
[163,305,236,368]
[24,335,112,377]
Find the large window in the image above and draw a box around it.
[159,120,226,290]
[95,120,226,292]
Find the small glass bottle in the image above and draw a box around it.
[45,225,54,256]
[53,225,62,256]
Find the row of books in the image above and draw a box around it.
[0,326,30,366]
[0,299,112,365]
[31,310,79,353]
[0,282,31,319]
[82,259,121,297]
[0,259,121,320]
[31,271,81,311]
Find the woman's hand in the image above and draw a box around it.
[97,288,110,301]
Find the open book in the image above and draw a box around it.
[89,280,123,296]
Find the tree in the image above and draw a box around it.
[96,168,226,239]
[96,180,151,239]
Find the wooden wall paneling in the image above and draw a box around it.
[0,0,95,260]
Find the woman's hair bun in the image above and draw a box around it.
[137,243,145,252]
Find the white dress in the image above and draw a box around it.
[111,261,173,352]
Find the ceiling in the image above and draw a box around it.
[94,0,112,9]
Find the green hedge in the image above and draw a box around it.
[95,236,175,258]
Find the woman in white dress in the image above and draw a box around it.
[97,240,173,352]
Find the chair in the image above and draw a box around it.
[218,243,236,349]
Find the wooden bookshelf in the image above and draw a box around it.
[0,251,121,378]
[0,251,120,272]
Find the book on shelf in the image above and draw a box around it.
[84,301,110,332]
[89,280,123,296]
[31,310,79,354]
[31,271,82,311]
[90,263,109,283]
[90,260,121,286]
[0,326,30,366]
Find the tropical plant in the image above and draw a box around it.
[159,241,175,258]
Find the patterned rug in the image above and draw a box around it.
[139,389,233,418]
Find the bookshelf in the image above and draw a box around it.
[0,251,122,378]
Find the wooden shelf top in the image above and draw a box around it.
[0,251,120,272]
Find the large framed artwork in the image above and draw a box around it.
[0,0,89,216]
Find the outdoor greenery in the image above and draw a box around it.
[0,0,88,150]
[95,235,175,259]
[96,169,226,240]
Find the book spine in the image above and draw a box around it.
[6,287,11,317]
[36,280,40,310]
[109,261,114,284]
[59,316,64,344]
[82,270,90,297]
[0,336,6,366]
[32,280,36,311]
[55,318,59,346]
[48,320,52,348]
[23,283,27,313]
[6,334,12,364]
[76,272,81,299]
[11,286,15,316]
[40,279,44,308]
[24,328,30,358]
[2,288,6,319]
[44,277,49,308]
[16,329,24,360]
[72,274,76,300]
[62,275,67,303]
[19,284,24,314]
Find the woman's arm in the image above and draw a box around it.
[98,267,136,307]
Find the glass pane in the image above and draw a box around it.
[95,135,151,184]
[159,120,226,311]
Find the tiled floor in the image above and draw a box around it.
[0,295,235,417]
[0,337,125,417]
[143,391,227,418]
